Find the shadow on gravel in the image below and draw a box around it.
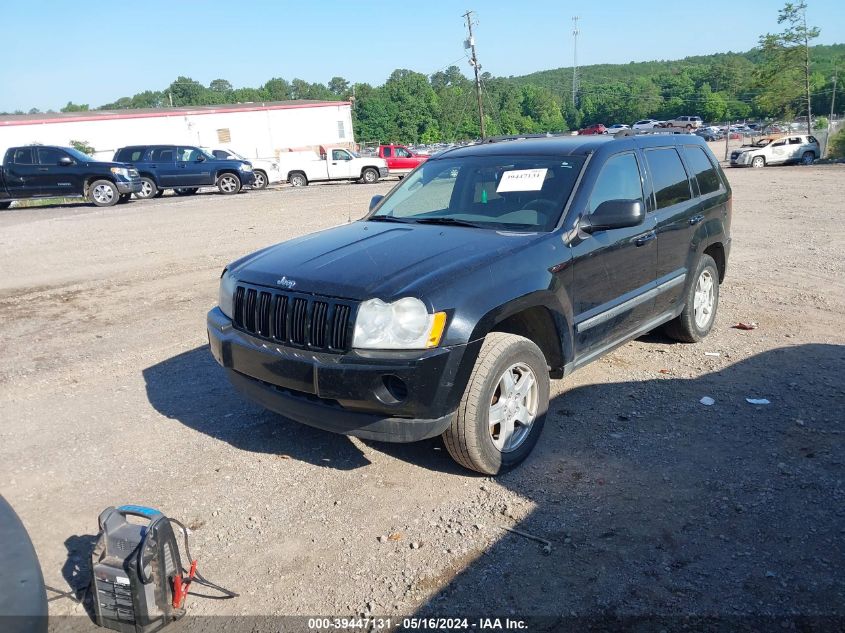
[56,533,97,618]
[411,343,845,627]
[143,346,372,471]
[143,345,471,474]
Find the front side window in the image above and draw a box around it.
[395,147,411,158]
[684,146,721,195]
[370,155,585,232]
[332,149,350,161]
[37,148,66,165]
[645,148,692,209]
[588,153,643,214]
[178,147,206,162]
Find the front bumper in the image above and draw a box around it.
[207,307,479,442]
[117,179,143,194]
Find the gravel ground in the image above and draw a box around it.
[1,163,843,628]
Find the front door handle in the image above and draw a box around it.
[635,231,657,247]
[689,214,704,225]
[38,167,49,172]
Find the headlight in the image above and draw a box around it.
[241,163,253,171]
[353,297,447,350]
[218,269,237,319]
[110,167,130,178]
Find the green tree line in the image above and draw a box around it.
[8,46,843,143]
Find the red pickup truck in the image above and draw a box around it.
[377,144,429,175]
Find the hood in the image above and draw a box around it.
[228,221,543,302]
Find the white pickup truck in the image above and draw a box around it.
[277,148,388,187]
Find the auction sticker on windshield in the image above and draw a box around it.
[496,168,547,192]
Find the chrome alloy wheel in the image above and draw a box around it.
[219,175,238,193]
[489,363,539,452]
[92,183,115,204]
[139,180,154,198]
[694,269,715,329]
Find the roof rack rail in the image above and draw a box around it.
[632,128,693,136]
[482,132,568,144]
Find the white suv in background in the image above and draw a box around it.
[203,147,282,189]
[730,135,820,168]
[667,116,704,129]
[632,119,660,130]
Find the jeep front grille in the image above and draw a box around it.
[233,285,355,352]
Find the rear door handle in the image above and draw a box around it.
[635,231,656,247]
[689,214,704,225]
[38,167,49,172]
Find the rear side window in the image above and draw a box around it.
[13,148,35,164]
[118,148,147,162]
[382,147,392,157]
[151,147,175,161]
[37,148,66,165]
[645,148,691,209]
[589,153,644,214]
[684,146,721,195]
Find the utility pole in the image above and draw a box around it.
[824,70,837,157]
[802,3,812,136]
[463,10,485,140]
[572,16,580,108]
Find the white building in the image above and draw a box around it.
[0,100,354,161]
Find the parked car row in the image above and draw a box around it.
[0,142,390,208]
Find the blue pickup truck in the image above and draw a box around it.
[113,145,255,198]
[0,145,141,208]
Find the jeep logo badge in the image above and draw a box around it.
[276,276,296,289]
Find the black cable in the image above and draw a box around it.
[168,517,239,599]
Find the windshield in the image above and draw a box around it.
[370,155,585,232]
[65,147,95,162]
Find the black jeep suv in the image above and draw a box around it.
[207,134,731,474]
[113,145,255,199]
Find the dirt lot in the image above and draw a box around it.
[1,164,843,628]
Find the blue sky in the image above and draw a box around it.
[2,0,843,112]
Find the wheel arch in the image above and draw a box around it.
[467,294,573,378]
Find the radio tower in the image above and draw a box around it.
[571,16,580,108]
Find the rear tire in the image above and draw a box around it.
[443,332,549,475]
[664,254,719,343]
[89,180,119,207]
[136,177,157,199]
[801,151,815,165]
[217,173,241,195]
[289,172,308,187]
[252,170,268,189]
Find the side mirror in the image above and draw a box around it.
[196,154,206,162]
[369,195,384,212]
[58,156,73,166]
[581,199,644,233]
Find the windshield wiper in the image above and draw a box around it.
[413,217,484,228]
[367,216,414,223]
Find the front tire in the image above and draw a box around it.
[173,188,199,196]
[751,156,765,168]
[361,168,379,184]
[252,170,268,189]
[217,173,241,195]
[664,254,720,343]
[89,180,119,207]
[136,177,158,199]
[443,333,549,475]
